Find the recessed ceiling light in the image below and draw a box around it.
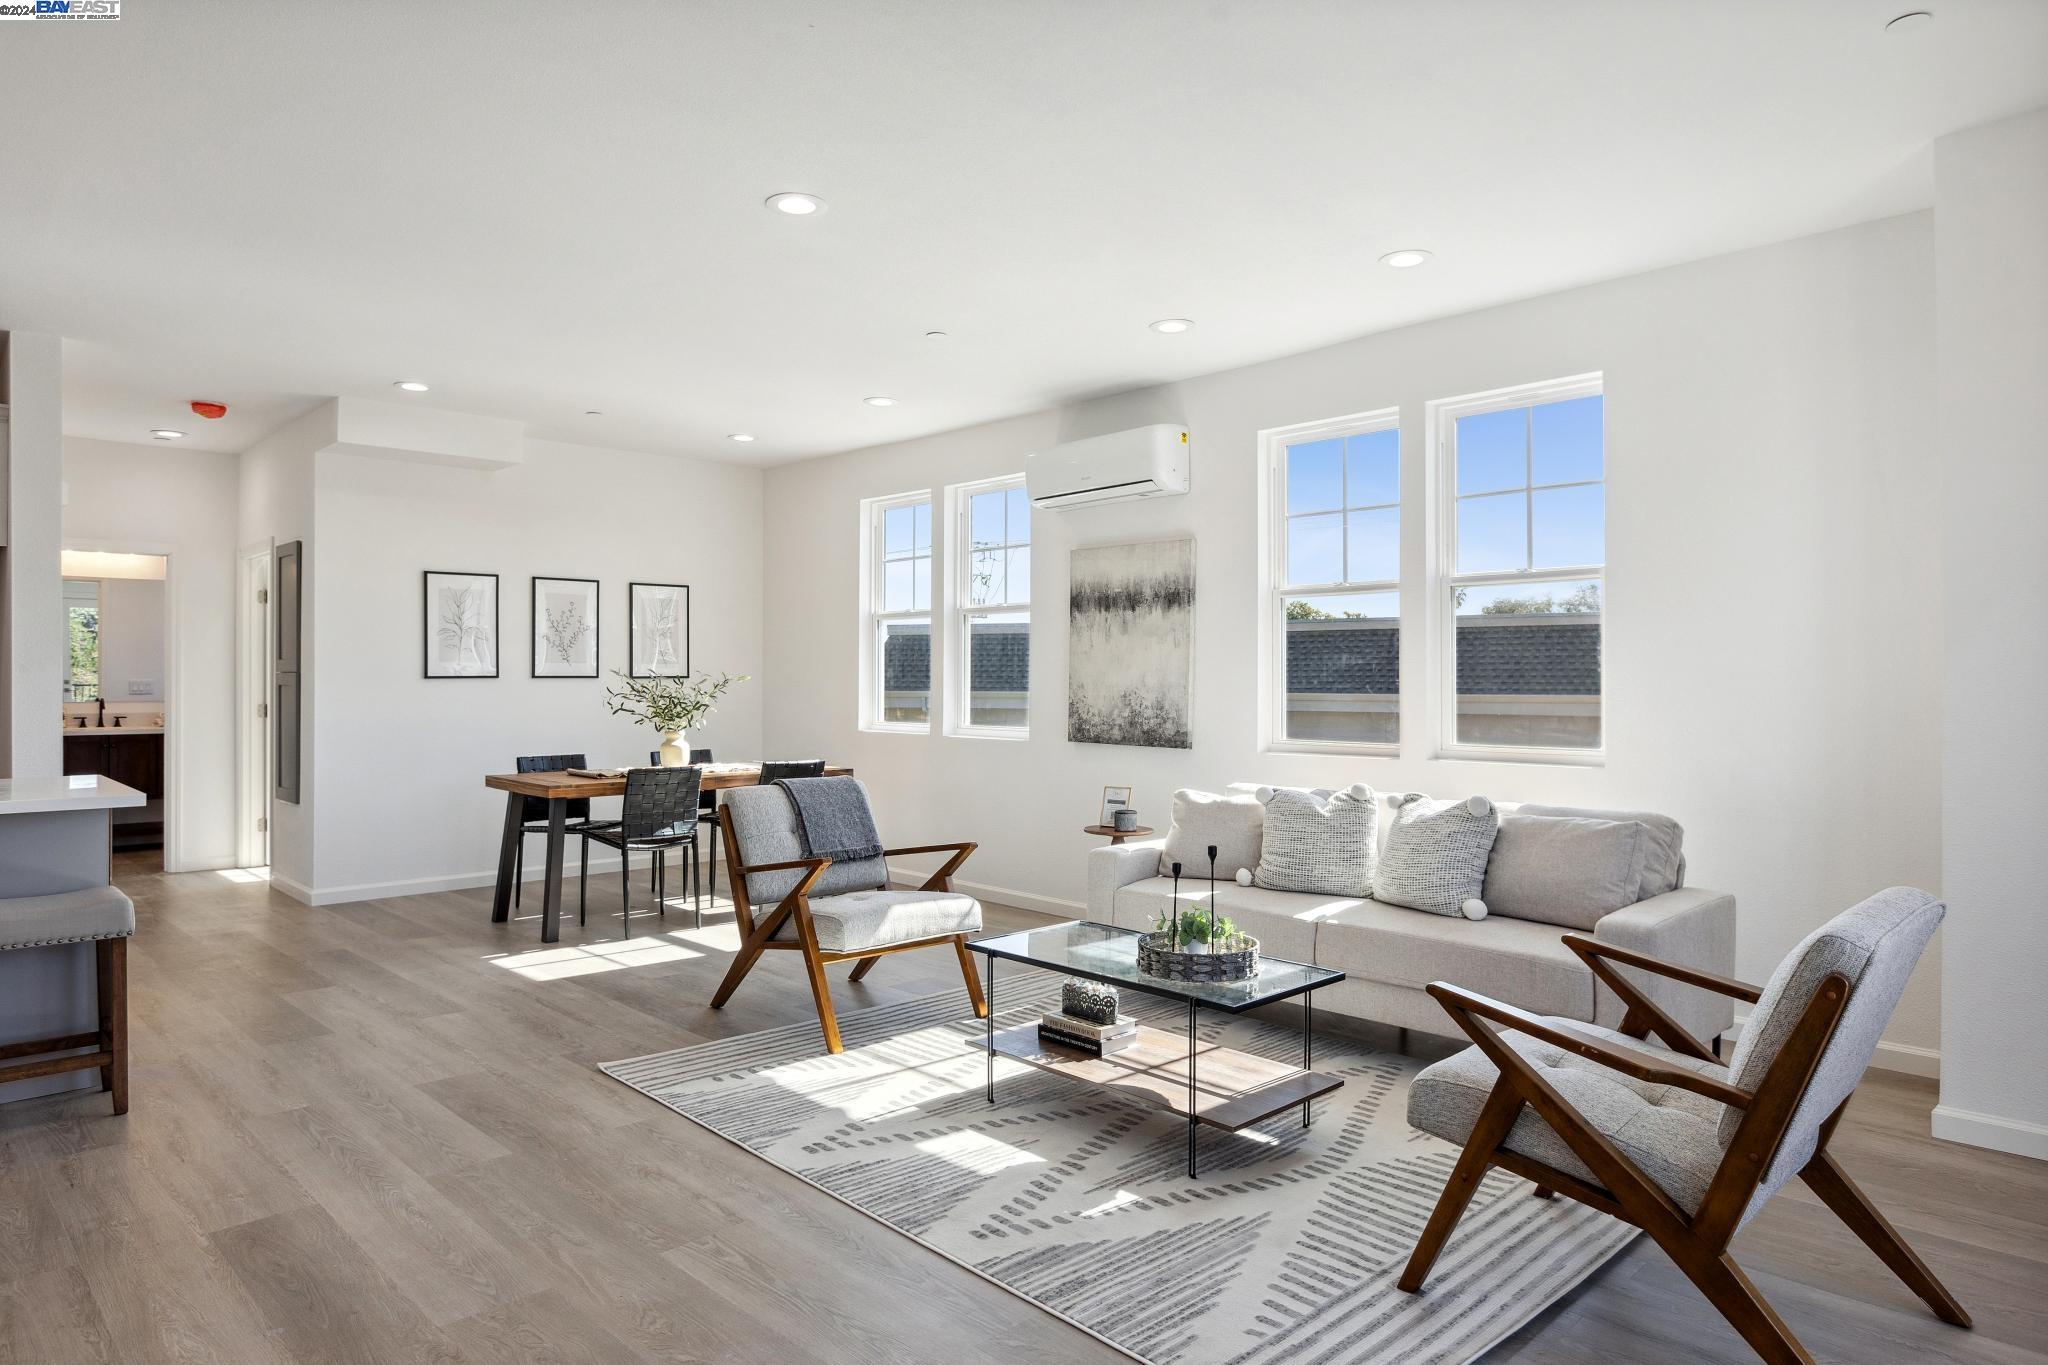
[1378,249,1434,269]
[1885,10,1933,32]
[863,396,899,407]
[150,429,185,440]
[393,380,430,392]
[727,433,756,443]
[766,192,825,216]
[1149,318,1194,334]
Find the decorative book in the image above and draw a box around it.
[1038,1012,1138,1056]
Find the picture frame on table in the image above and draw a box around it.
[532,576,599,678]
[629,582,690,677]
[1098,784,1134,827]
[424,571,499,678]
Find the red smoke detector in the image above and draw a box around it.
[190,400,227,420]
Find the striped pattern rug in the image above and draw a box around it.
[602,983,1633,1364]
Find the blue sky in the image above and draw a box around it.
[1285,394,1604,593]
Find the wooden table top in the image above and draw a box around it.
[485,764,850,799]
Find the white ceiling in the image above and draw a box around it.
[2,1,2043,463]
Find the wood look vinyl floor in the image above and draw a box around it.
[0,851,2040,1364]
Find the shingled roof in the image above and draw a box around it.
[881,615,1599,696]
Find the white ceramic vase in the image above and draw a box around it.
[658,730,689,767]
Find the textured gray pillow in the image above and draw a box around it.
[1515,804,1684,900]
[1372,795,1500,918]
[1253,783,1378,897]
[1482,815,1649,931]
[1157,789,1264,880]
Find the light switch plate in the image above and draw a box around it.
[128,680,154,695]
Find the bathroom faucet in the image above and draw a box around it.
[97,696,106,727]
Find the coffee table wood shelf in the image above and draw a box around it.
[979,1023,1344,1131]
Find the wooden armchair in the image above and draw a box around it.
[709,783,987,1053]
[1399,887,1968,1365]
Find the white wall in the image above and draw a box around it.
[764,212,1946,1063]
[95,578,166,702]
[64,436,241,869]
[2,332,64,779]
[305,436,765,901]
[1933,108,2048,1158]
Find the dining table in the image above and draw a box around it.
[483,763,852,942]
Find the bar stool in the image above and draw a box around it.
[0,885,133,1114]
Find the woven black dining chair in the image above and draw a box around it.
[757,759,827,784]
[690,748,718,900]
[579,765,703,934]
[513,753,602,908]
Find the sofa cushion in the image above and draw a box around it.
[1372,795,1499,918]
[1157,789,1264,880]
[1482,814,1649,931]
[777,889,982,953]
[1515,804,1684,900]
[1315,900,1594,1020]
[1408,1016,1732,1213]
[725,782,889,907]
[1253,784,1378,897]
[1113,877,1360,964]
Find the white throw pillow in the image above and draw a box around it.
[1482,814,1649,931]
[1372,794,1500,919]
[1253,784,1378,897]
[1157,789,1264,881]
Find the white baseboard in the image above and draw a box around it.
[889,871,1084,922]
[1729,1012,1939,1079]
[291,850,723,908]
[1931,1104,2048,1160]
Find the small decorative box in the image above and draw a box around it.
[1061,978,1120,1026]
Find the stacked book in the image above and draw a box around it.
[1038,1011,1138,1056]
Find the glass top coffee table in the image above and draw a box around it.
[966,920,1346,1177]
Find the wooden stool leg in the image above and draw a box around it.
[97,937,128,1115]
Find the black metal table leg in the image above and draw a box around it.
[1302,991,1313,1128]
[1187,1000,1199,1179]
[491,792,524,923]
[985,956,997,1102]
[540,798,567,944]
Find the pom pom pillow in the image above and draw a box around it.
[1372,794,1500,919]
[1252,784,1378,897]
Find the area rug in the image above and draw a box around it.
[601,983,1634,1364]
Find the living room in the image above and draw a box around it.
[0,4,2042,1364]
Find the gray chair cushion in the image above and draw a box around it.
[1408,1016,1733,1213]
[0,884,135,949]
[1481,814,1650,931]
[1316,900,1595,1020]
[724,782,889,907]
[1516,803,1685,900]
[1721,887,1943,1210]
[778,889,982,953]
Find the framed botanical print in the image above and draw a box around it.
[531,576,599,678]
[424,571,499,678]
[629,582,689,678]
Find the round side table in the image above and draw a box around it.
[1083,824,1155,845]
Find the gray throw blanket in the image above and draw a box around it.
[777,775,883,862]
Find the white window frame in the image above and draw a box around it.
[1257,407,1403,756]
[1427,372,1605,766]
[946,474,1030,739]
[859,488,935,734]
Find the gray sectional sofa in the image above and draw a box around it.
[1086,792,1735,1047]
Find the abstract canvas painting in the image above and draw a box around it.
[532,576,598,677]
[629,582,689,677]
[424,571,498,678]
[1068,538,1193,748]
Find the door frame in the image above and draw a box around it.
[236,541,274,870]
[61,538,181,869]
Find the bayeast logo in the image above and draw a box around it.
[0,0,123,18]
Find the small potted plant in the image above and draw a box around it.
[604,670,747,766]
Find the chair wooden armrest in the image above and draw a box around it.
[1426,981,1753,1109]
[883,841,977,891]
[743,856,834,875]
[1561,934,1763,1003]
